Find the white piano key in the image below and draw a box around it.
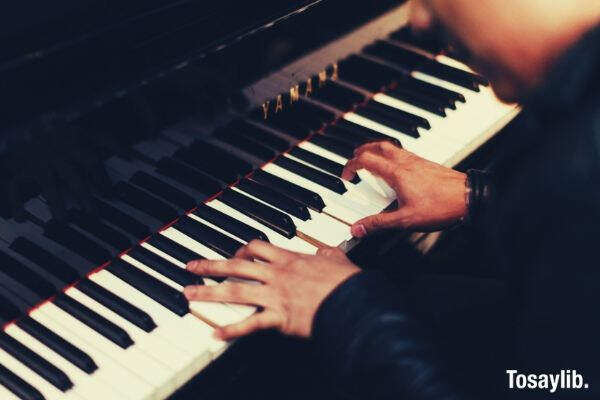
[342,112,458,164]
[30,306,154,400]
[231,187,352,247]
[298,141,397,202]
[283,154,388,213]
[373,93,476,146]
[85,269,210,374]
[262,163,365,224]
[34,302,161,400]
[0,381,21,400]
[65,287,185,393]
[141,242,258,319]
[298,141,349,165]
[207,200,318,254]
[4,324,125,400]
[161,228,226,260]
[0,346,82,400]
[90,270,226,359]
[187,214,248,244]
[121,254,245,327]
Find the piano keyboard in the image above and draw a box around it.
[0,3,519,400]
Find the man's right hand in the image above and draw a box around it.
[342,141,468,237]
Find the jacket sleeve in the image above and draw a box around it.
[311,271,465,400]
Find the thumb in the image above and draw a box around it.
[351,211,404,237]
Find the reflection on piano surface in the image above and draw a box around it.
[0,1,519,399]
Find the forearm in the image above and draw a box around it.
[312,271,464,400]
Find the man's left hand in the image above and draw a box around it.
[184,240,360,340]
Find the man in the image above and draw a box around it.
[184,0,600,398]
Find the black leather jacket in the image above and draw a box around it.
[312,25,600,400]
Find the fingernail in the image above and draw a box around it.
[351,224,367,238]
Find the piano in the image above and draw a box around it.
[0,1,520,399]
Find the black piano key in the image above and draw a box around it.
[389,26,444,55]
[107,259,190,317]
[362,40,427,70]
[173,148,236,184]
[392,83,456,111]
[250,170,325,212]
[0,292,21,325]
[339,55,399,91]
[295,100,337,124]
[76,279,156,333]
[273,156,348,194]
[322,125,369,148]
[188,141,254,177]
[113,182,179,224]
[43,220,110,266]
[309,135,355,159]
[365,100,430,129]
[130,171,197,211]
[236,179,311,221]
[127,247,204,287]
[364,41,484,91]
[94,199,151,239]
[263,115,313,139]
[53,294,134,349]
[401,75,465,103]
[230,120,291,152]
[9,238,80,283]
[0,332,73,391]
[192,203,269,243]
[288,147,359,185]
[333,120,402,145]
[218,189,297,239]
[384,87,447,116]
[0,363,44,400]
[271,108,323,132]
[418,61,484,91]
[214,130,276,162]
[311,81,366,110]
[174,218,244,258]
[156,157,223,198]
[16,316,97,374]
[0,252,56,299]
[353,106,420,138]
[69,213,132,251]
[145,235,205,264]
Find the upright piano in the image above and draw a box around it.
[0,1,520,399]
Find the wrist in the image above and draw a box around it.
[462,169,493,225]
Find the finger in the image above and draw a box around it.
[183,283,271,307]
[215,311,281,340]
[354,141,404,160]
[187,259,271,282]
[234,240,295,263]
[316,246,348,261]
[342,151,396,181]
[350,210,405,238]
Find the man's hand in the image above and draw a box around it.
[184,241,360,340]
[342,141,467,236]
